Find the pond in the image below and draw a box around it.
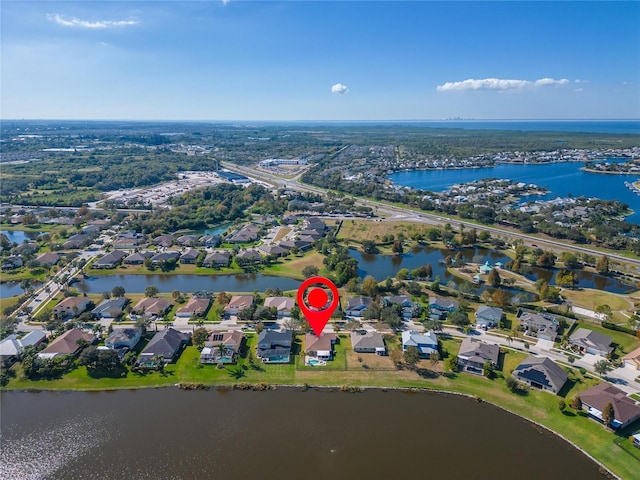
[0,229,43,244]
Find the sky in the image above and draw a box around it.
[2,1,639,121]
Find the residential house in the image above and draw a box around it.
[0,331,47,366]
[518,311,560,342]
[201,330,244,364]
[82,224,100,235]
[1,255,23,270]
[279,239,313,251]
[135,328,191,368]
[401,330,438,358]
[227,224,260,244]
[133,297,172,317]
[457,337,500,374]
[199,234,221,247]
[176,235,200,247]
[513,356,568,394]
[92,250,127,269]
[52,296,91,319]
[202,251,231,268]
[305,333,337,360]
[153,234,174,248]
[38,328,96,359]
[580,382,640,429]
[264,296,296,318]
[224,295,254,318]
[345,297,373,318]
[258,244,289,257]
[123,251,153,265]
[19,330,47,348]
[62,233,90,249]
[475,306,503,329]
[623,346,640,371]
[383,295,415,320]
[112,236,142,249]
[256,329,293,363]
[429,297,458,319]
[569,328,613,357]
[180,248,201,264]
[151,251,181,264]
[175,296,211,318]
[105,327,142,350]
[236,249,262,264]
[35,252,60,266]
[92,297,128,319]
[351,331,386,355]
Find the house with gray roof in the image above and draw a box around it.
[36,252,60,266]
[401,330,438,358]
[457,337,500,374]
[256,329,293,363]
[153,234,174,248]
[429,297,458,319]
[513,356,568,394]
[569,328,613,357]
[475,305,503,329]
[518,311,560,342]
[202,251,231,268]
[124,251,153,265]
[105,328,142,350]
[93,250,127,269]
[236,249,262,263]
[135,328,191,368]
[151,251,180,264]
[351,331,386,355]
[264,296,296,317]
[199,234,221,247]
[345,297,373,317]
[92,297,128,319]
[180,248,201,264]
[176,235,200,247]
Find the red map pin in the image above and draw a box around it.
[296,276,339,336]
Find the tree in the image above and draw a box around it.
[302,265,320,278]
[595,255,610,275]
[403,346,420,369]
[192,327,208,349]
[430,351,440,368]
[571,396,582,410]
[487,268,501,287]
[595,304,612,322]
[491,289,510,308]
[396,268,409,281]
[536,251,556,268]
[361,240,379,254]
[392,240,404,255]
[424,318,443,332]
[602,402,615,427]
[483,360,495,379]
[111,285,126,298]
[145,285,159,298]
[593,359,612,375]
[445,355,459,373]
[448,309,470,329]
[558,400,566,412]
[361,275,379,297]
[556,269,577,288]
[217,292,230,305]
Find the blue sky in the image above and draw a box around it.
[2,1,639,120]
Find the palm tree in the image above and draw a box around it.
[216,342,231,363]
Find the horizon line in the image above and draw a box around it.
[2,118,639,123]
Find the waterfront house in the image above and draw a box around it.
[105,328,142,350]
[53,296,91,319]
[202,251,231,268]
[264,296,296,318]
[35,252,60,266]
[350,331,386,355]
[93,250,127,269]
[175,296,211,318]
[133,297,172,317]
[227,224,260,244]
[457,337,500,374]
[429,297,458,320]
[92,297,127,319]
[176,235,200,247]
[475,305,503,329]
[256,329,293,363]
[258,244,289,257]
[569,328,613,357]
[345,297,373,318]
[199,234,221,247]
[151,251,181,264]
[224,295,254,318]
[201,330,244,364]
[123,251,153,265]
[179,248,201,264]
[518,311,560,342]
[401,330,438,358]
[236,249,262,264]
[38,328,96,359]
[2,255,23,270]
[0,331,47,366]
[135,328,191,368]
[623,346,640,371]
[304,333,337,361]
[579,383,640,429]
[513,356,568,394]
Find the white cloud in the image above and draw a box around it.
[574,79,589,84]
[331,83,349,94]
[47,13,139,29]
[436,77,571,92]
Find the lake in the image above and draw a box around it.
[349,246,636,294]
[0,388,605,480]
[75,273,301,294]
[389,160,640,223]
[0,229,43,244]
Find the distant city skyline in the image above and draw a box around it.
[2,1,639,121]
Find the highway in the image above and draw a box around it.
[221,161,640,270]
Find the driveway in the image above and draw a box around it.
[535,339,555,351]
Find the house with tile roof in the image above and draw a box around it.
[580,382,640,429]
[457,337,500,374]
[513,355,568,394]
[351,331,386,355]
